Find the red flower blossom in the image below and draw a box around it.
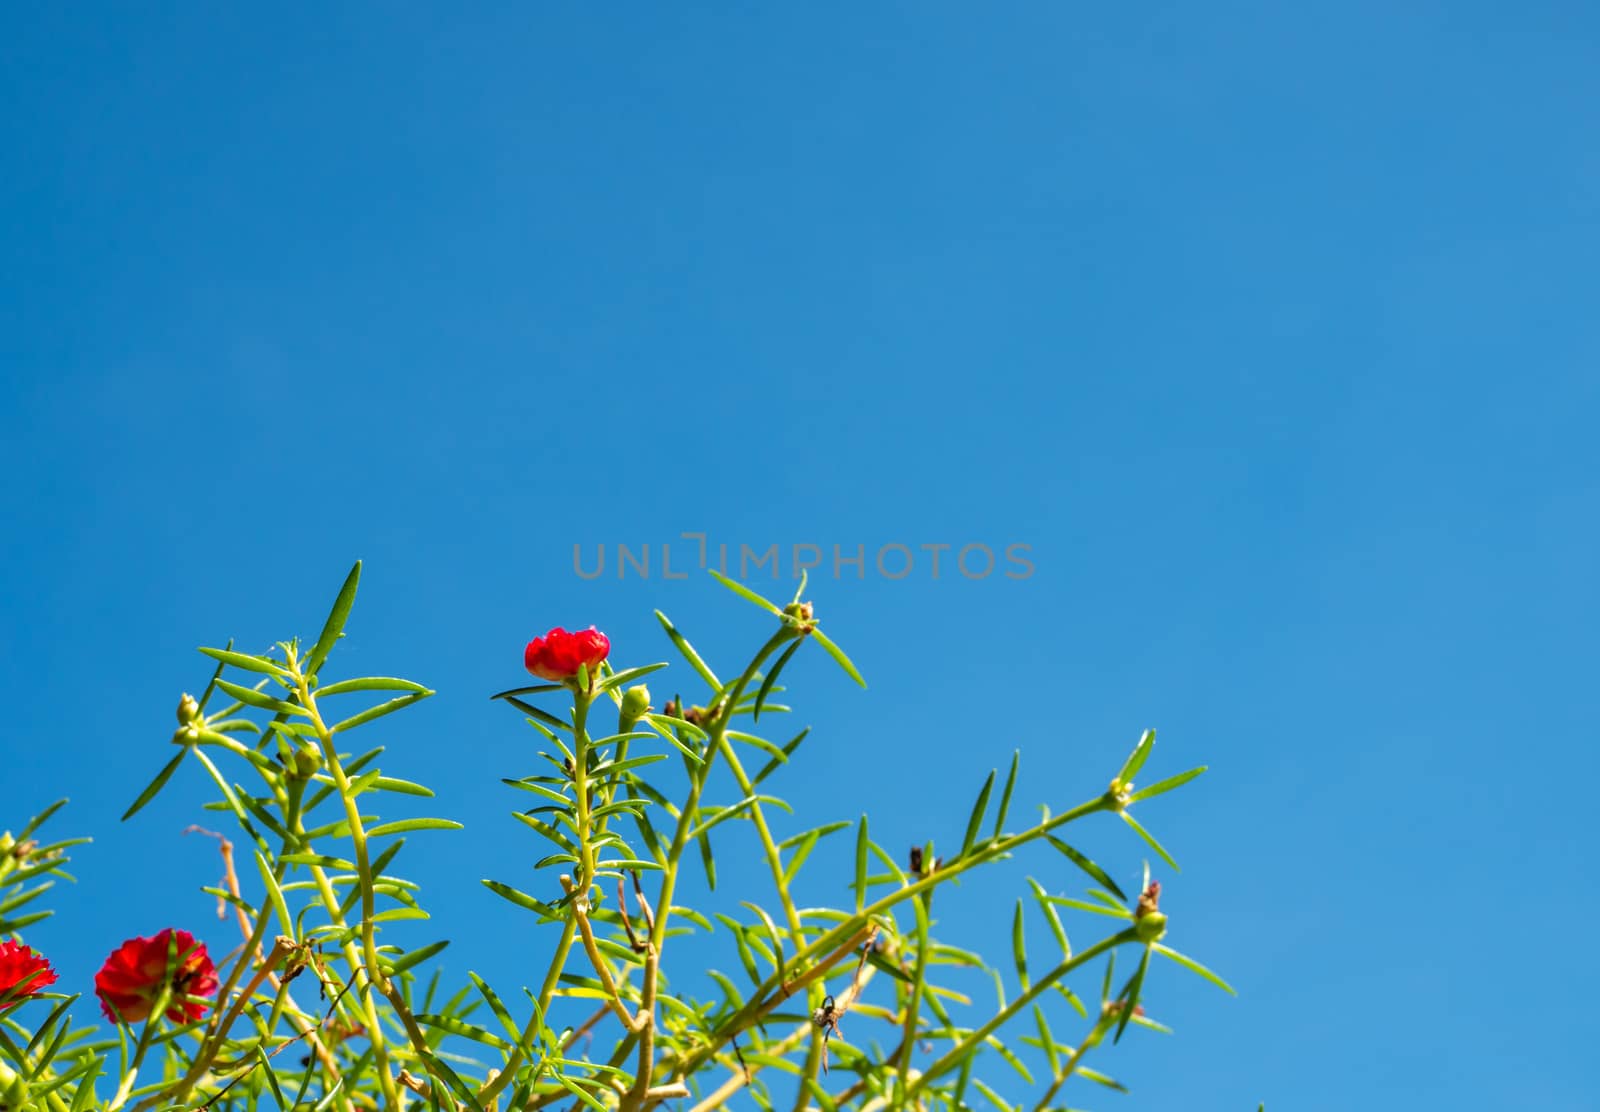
[0,939,57,1002]
[94,929,218,1024]
[524,626,610,682]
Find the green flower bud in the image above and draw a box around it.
[1135,910,1168,942]
[2,1066,27,1108]
[177,692,201,726]
[619,685,652,732]
[291,743,323,779]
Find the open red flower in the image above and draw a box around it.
[524,626,610,682]
[94,928,218,1024]
[0,939,57,1002]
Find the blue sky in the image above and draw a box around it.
[2,3,1597,1109]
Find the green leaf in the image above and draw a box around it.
[741,901,786,981]
[960,769,996,858]
[17,799,68,842]
[1078,1065,1128,1092]
[970,1078,1012,1112]
[1044,896,1131,921]
[424,1055,488,1112]
[853,813,870,912]
[1114,944,1152,1043]
[654,610,722,691]
[511,812,578,852]
[190,748,255,833]
[307,560,361,677]
[468,971,521,1044]
[993,750,1019,837]
[593,858,663,872]
[198,647,290,678]
[369,776,435,798]
[1032,1004,1060,1074]
[651,720,705,765]
[213,678,304,717]
[753,727,810,787]
[1128,766,1207,803]
[414,1013,510,1050]
[254,851,293,937]
[315,676,431,697]
[280,852,357,869]
[593,753,670,777]
[255,1045,288,1110]
[554,1073,607,1112]
[708,568,784,615]
[372,907,430,923]
[984,1034,1034,1084]
[330,692,432,733]
[782,829,821,886]
[1115,728,1156,785]
[754,638,803,723]
[597,662,670,693]
[122,750,187,821]
[366,818,463,837]
[480,880,560,920]
[1119,811,1179,871]
[1011,899,1029,989]
[807,627,866,688]
[698,827,717,891]
[685,794,790,841]
[1152,942,1236,995]
[802,1077,839,1112]
[1044,836,1128,903]
[1026,878,1071,958]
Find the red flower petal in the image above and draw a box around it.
[524,625,610,681]
[94,929,217,1024]
[0,939,56,1001]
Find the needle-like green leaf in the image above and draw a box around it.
[961,769,996,858]
[122,750,187,821]
[306,560,361,677]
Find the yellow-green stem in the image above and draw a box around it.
[297,670,402,1112]
[904,928,1139,1099]
[106,985,171,1112]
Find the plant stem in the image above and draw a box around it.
[479,688,598,1108]
[681,792,1112,1078]
[891,888,932,1108]
[296,671,402,1112]
[904,928,1139,1100]
[105,986,171,1112]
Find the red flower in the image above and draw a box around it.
[524,626,610,682]
[94,929,218,1024]
[0,939,57,1002]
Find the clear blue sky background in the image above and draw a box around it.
[3,4,1597,1110]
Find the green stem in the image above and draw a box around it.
[892,888,932,1108]
[296,670,402,1112]
[479,687,597,1107]
[105,986,171,1112]
[682,792,1112,1078]
[905,928,1139,1099]
[1032,1020,1108,1112]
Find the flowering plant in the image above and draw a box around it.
[0,563,1230,1110]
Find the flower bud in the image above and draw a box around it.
[619,684,651,732]
[290,743,323,779]
[177,693,201,726]
[1135,911,1168,942]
